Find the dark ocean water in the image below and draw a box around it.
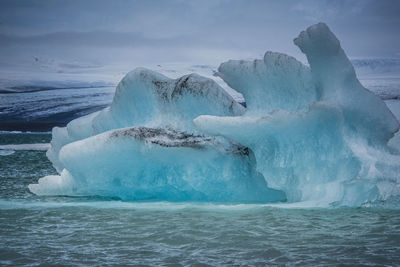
[0,86,114,131]
[1,133,400,266]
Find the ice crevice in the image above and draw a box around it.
[30,23,400,207]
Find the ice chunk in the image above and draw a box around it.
[47,112,100,172]
[31,69,282,203]
[30,126,286,202]
[92,68,244,133]
[217,52,317,115]
[294,23,398,143]
[30,22,400,207]
[46,126,71,172]
[195,104,363,204]
[194,23,400,206]
[47,69,244,173]
[28,171,75,196]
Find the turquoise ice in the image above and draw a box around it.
[195,23,400,206]
[30,23,400,206]
[30,69,284,202]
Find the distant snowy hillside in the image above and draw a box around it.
[1,56,400,131]
[352,58,400,77]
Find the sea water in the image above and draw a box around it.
[1,133,400,266]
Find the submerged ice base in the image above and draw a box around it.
[30,23,400,207]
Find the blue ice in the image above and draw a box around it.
[29,23,400,207]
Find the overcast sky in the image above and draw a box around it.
[1,0,399,69]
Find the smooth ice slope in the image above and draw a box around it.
[91,69,244,133]
[195,23,400,206]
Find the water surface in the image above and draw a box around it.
[1,133,399,266]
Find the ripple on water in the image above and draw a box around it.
[0,203,400,265]
[1,133,400,265]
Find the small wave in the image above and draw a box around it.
[0,199,292,211]
[0,143,50,151]
[0,85,114,94]
[1,197,398,211]
[0,131,24,134]
[0,150,15,156]
[0,131,51,134]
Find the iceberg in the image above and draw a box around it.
[30,68,285,202]
[30,23,400,206]
[46,69,245,172]
[195,23,400,206]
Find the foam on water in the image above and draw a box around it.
[0,150,15,156]
[0,143,50,151]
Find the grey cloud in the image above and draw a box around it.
[0,32,188,47]
[0,0,399,68]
